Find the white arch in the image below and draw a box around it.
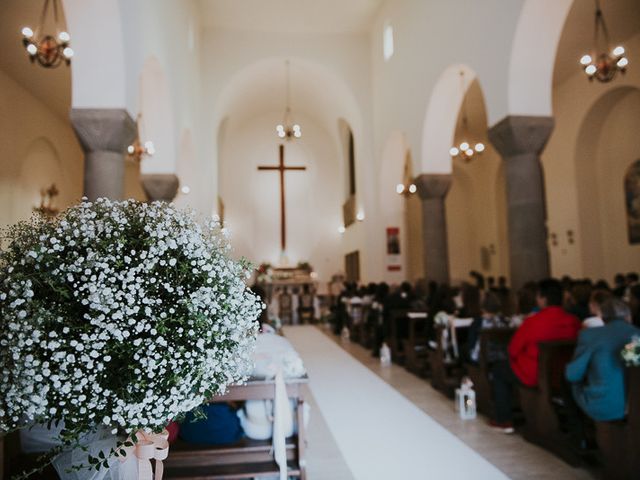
[62,0,127,108]
[421,64,477,174]
[507,0,574,117]
[139,56,176,175]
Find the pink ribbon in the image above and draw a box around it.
[119,429,170,480]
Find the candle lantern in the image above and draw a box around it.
[380,342,392,366]
[455,377,477,420]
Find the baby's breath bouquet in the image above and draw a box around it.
[621,336,640,367]
[0,199,262,477]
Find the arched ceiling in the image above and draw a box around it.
[554,0,640,85]
[215,58,361,135]
[198,0,383,34]
[0,0,71,118]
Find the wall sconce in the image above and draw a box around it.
[356,210,365,222]
[338,225,346,234]
[567,230,575,245]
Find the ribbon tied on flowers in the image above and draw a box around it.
[119,429,170,480]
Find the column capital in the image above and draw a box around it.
[488,115,554,157]
[141,174,180,202]
[414,174,452,201]
[70,108,136,154]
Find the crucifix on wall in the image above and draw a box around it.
[258,144,306,254]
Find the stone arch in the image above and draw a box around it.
[575,86,640,278]
[507,0,574,117]
[421,64,478,174]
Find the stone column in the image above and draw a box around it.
[141,174,180,202]
[70,109,136,201]
[415,174,452,285]
[488,115,554,290]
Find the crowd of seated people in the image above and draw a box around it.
[328,271,640,465]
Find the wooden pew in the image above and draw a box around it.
[595,366,640,480]
[402,312,430,377]
[2,432,59,479]
[388,309,410,364]
[164,377,308,480]
[518,339,581,466]
[428,324,465,397]
[466,328,516,416]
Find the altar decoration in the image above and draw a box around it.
[0,198,262,477]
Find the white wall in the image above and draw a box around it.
[219,111,344,280]
[0,69,83,229]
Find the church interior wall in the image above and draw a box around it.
[369,0,526,180]
[202,33,378,279]
[218,110,344,282]
[0,69,82,231]
[544,30,640,280]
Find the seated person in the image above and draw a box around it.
[581,289,612,329]
[489,279,580,433]
[566,298,640,421]
[179,403,244,445]
[466,292,510,364]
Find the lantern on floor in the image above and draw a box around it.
[341,326,350,343]
[380,342,392,366]
[455,377,477,420]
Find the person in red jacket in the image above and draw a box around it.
[489,279,580,433]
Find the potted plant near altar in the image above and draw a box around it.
[0,198,263,479]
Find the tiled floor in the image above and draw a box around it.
[311,325,597,480]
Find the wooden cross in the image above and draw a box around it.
[258,144,306,253]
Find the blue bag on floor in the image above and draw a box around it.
[179,403,244,445]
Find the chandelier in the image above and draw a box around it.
[127,115,155,162]
[449,71,485,162]
[21,0,73,68]
[579,0,628,83]
[276,60,302,140]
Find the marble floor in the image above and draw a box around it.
[284,325,598,480]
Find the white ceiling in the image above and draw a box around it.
[554,0,640,85]
[0,0,71,119]
[198,0,384,34]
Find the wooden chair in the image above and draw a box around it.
[164,377,308,480]
[402,312,430,377]
[595,366,640,480]
[2,431,59,480]
[518,339,581,466]
[466,328,516,416]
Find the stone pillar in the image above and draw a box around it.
[488,115,554,290]
[141,174,180,202]
[70,109,136,201]
[415,174,452,285]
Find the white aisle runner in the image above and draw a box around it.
[284,326,509,480]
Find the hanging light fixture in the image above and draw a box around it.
[21,0,73,68]
[450,71,485,163]
[276,60,302,141]
[127,115,155,162]
[579,0,628,83]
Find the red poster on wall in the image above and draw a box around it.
[386,227,402,271]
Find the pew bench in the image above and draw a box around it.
[428,323,469,398]
[401,312,430,377]
[164,377,308,480]
[594,366,640,480]
[466,328,516,416]
[518,339,581,466]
